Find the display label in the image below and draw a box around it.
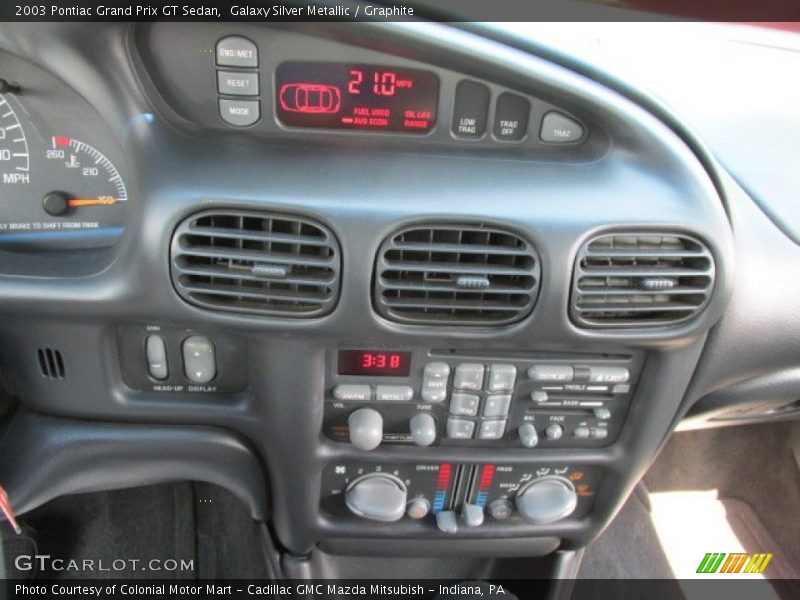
[338,350,412,376]
[276,62,438,134]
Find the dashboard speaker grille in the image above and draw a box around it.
[570,232,715,328]
[171,210,341,318]
[374,224,540,326]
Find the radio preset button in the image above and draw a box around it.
[446,418,475,440]
[375,385,414,402]
[450,392,480,417]
[528,365,574,382]
[478,419,507,440]
[454,363,484,391]
[483,394,512,418]
[333,385,371,402]
[487,364,517,392]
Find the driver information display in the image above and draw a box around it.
[275,62,439,134]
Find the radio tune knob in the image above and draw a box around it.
[409,413,436,447]
[544,423,564,441]
[515,476,578,525]
[348,408,383,451]
[345,474,407,522]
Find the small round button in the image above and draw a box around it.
[42,191,70,216]
[406,497,431,519]
[545,423,564,441]
[488,498,513,521]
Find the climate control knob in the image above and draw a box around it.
[348,408,383,451]
[345,473,407,522]
[515,476,578,525]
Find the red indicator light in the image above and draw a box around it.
[437,463,452,488]
[479,464,496,490]
[279,83,341,114]
[54,135,71,148]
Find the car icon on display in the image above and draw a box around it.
[279,83,342,114]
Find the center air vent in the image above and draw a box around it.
[374,224,540,326]
[171,210,341,318]
[570,232,715,328]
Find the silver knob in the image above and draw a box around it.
[515,476,577,525]
[544,423,564,441]
[406,497,431,519]
[409,413,436,446]
[519,422,539,448]
[345,473,407,522]
[348,408,383,451]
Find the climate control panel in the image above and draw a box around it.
[324,349,641,449]
[321,461,600,532]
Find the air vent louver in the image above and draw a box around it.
[374,225,540,326]
[171,210,341,317]
[38,348,65,379]
[570,233,715,328]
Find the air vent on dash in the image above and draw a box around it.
[171,210,341,318]
[570,233,715,328]
[38,348,65,379]
[374,225,541,326]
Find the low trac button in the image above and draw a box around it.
[452,80,490,139]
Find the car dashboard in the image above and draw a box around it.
[0,21,797,578]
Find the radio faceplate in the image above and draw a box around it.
[323,348,642,449]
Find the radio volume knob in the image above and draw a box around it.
[348,408,383,451]
[515,476,578,525]
[409,413,436,446]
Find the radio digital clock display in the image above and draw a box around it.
[275,62,438,134]
[338,350,412,376]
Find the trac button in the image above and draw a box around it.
[454,363,484,390]
[487,364,517,392]
[216,36,258,68]
[540,111,584,143]
[452,80,490,139]
[493,93,530,141]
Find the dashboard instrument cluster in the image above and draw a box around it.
[0,51,128,250]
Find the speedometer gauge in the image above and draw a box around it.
[0,94,30,185]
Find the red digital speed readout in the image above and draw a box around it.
[275,62,438,134]
[338,350,412,376]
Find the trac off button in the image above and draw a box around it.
[493,92,530,141]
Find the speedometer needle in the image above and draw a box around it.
[67,197,117,207]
